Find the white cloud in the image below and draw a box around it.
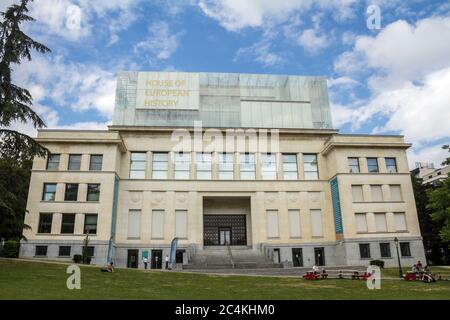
[332,16,450,167]
[297,28,329,53]
[234,30,284,67]
[25,0,139,42]
[134,21,183,62]
[407,144,449,170]
[198,0,357,31]
[14,55,116,118]
[53,121,110,130]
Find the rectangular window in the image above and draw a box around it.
[35,246,48,256]
[152,152,168,179]
[266,210,279,238]
[61,214,75,234]
[58,246,71,257]
[64,184,79,201]
[175,210,188,238]
[42,183,57,201]
[282,154,298,180]
[367,158,379,173]
[374,213,387,232]
[348,157,360,173]
[89,155,103,171]
[261,153,277,180]
[82,246,95,257]
[288,209,301,238]
[130,152,146,179]
[371,185,383,202]
[380,243,391,258]
[400,242,411,257]
[86,184,100,202]
[174,153,191,179]
[46,154,60,170]
[303,154,319,180]
[151,209,165,239]
[38,213,53,233]
[390,185,402,201]
[68,154,81,171]
[385,157,397,173]
[196,153,212,180]
[84,214,98,234]
[310,209,323,237]
[355,213,368,233]
[240,153,256,180]
[394,212,407,231]
[218,153,234,180]
[359,243,371,259]
[352,185,364,202]
[127,209,141,239]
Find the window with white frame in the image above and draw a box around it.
[303,154,319,180]
[261,153,277,180]
[390,185,402,201]
[310,209,323,236]
[218,153,234,180]
[355,213,368,233]
[152,152,168,179]
[196,153,212,180]
[371,185,383,202]
[174,153,191,179]
[374,213,387,232]
[127,209,141,239]
[282,154,298,180]
[240,153,255,180]
[351,185,364,202]
[130,152,146,179]
[394,212,407,231]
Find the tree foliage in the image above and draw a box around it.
[427,177,450,244]
[0,0,50,163]
[442,145,450,166]
[0,157,32,240]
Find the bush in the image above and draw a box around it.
[3,240,20,258]
[73,254,82,263]
[370,259,385,268]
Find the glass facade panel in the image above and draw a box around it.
[87,184,100,201]
[385,157,397,173]
[282,154,298,180]
[84,214,98,234]
[61,214,75,234]
[64,184,78,201]
[38,213,53,233]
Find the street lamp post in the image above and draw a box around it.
[394,237,403,278]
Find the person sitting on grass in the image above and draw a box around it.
[101,262,114,273]
[321,269,328,279]
[352,271,359,280]
[312,265,319,275]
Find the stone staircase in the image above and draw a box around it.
[183,246,282,270]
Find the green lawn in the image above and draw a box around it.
[1,259,450,299]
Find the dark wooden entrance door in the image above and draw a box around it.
[314,247,325,266]
[151,250,163,269]
[292,248,303,267]
[219,227,231,245]
[127,249,139,268]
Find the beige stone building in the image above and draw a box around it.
[20,72,425,269]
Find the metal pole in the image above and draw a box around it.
[394,238,403,278]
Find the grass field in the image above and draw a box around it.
[1,259,450,300]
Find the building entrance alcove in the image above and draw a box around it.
[203,197,251,246]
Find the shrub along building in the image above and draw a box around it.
[20,72,426,269]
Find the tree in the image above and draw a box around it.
[412,174,449,264]
[442,145,450,166]
[0,157,32,240]
[0,0,50,163]
[427,177,450,245]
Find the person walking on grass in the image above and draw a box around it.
[143,256,148,269]
[165,255,169,269]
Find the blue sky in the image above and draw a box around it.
[2,0,450,167]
